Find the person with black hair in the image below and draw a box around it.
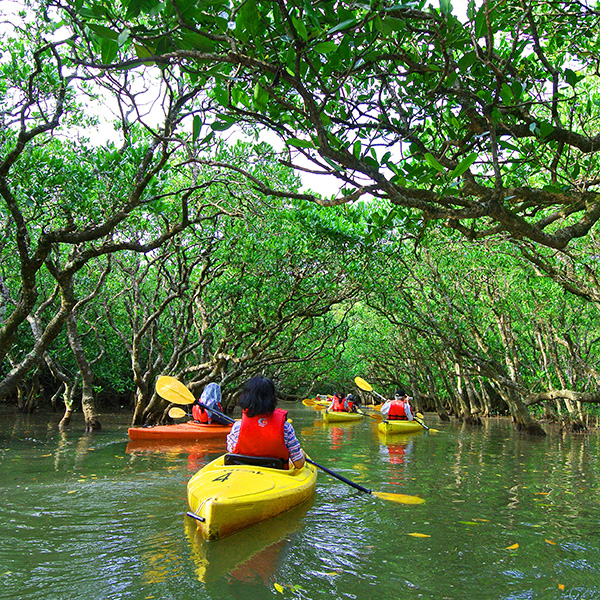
[226,376,306,469]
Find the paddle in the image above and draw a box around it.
[305,457,424,505]
[156,375,234,424]
[354,377,438,432]
[356,408,383,422]
[302,397,327,411]
[168,407,187,419]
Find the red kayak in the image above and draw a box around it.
[128,420,232,441]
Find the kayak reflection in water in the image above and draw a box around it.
[226,376,306,470]
[192,382,230,425]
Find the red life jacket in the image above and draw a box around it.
[233,408,289,461]
[192,404,208,423]
[192,402,223,424]
[388,399,408,420]
[331,396,346,412]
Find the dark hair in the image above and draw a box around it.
[395,390,406,397]
[239,376,277,417]
[334,391,343,398]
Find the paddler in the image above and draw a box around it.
[328,391,358,412]
[192,383,230,426]
[380,389,414,421]
[226,376,306,469]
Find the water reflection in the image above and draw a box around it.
[125,439,226,471]
[377,433,415,465]
[185,499,312,583]
[3,408,600,599]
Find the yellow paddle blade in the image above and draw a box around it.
[302,399,315,406]
[358,409,383,422]
[372,491,425,504]
[156,375,196,405]
[313,404,326,411]
[168,407,187,419]
[354,376,372,392]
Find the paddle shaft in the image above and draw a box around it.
[305,457,372,495]
[197,401,235,424]
[413,415,430,431]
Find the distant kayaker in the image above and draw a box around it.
[226,376,306,469]
[328,391,351,412]
[192,383,230,426]
[380,390,414,421]
[345,393,359,412]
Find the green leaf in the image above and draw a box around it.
[439,0,452,16]
[88,24,120,41]
[500,83,513,104]
[211,119,235,131]
[474,5,487,39]
[449,153,477,178]
[424,152,445,172]
[101,38,119,64]
[288,138,315,149]
[252,81,269,112]
[313,41,338,53]
[328,18,358,35]
[134,43,153,59]
[564,68,582,87]
[539,122,554,139]
[292,16,308,41]
[192,115,202,141]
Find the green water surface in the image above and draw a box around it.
[1,404,599,600]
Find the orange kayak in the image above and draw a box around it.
[128,420,232,441]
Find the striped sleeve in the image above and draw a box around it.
[226,421,241,452]
[283,421,303,462]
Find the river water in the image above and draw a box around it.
[1,403,599,600]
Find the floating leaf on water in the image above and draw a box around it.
[40,454,52,457]
[274,583,284,593]
[408,533,431,538]
[67,490,76,494]
[459,521,479,525]
[545,539,556,545]
[535,492,550,495]
[558,583,565,590]
[472,518,490,522]
[506,543,519,550]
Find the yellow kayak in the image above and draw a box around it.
[378,419,424,434]
[187,454,317,541]
[323,410,364,423]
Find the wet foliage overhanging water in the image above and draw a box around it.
[1,403,600,600]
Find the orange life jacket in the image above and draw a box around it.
[233,408,289,461]
[388,399,409,420]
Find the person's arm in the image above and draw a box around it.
[380,400,391,417]
[405,403,413,420]
[284,422,305,469]
[226,421,240,453]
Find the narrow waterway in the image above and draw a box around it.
[1,403,599,600]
